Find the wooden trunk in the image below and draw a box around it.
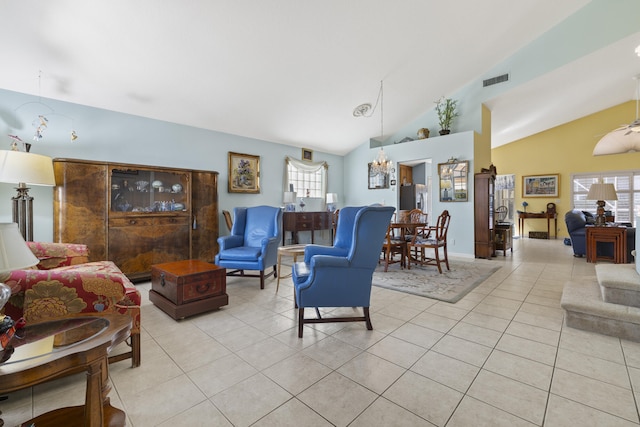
[150,260,228,319]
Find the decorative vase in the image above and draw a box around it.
[439,129,450,136]
[417,128,430,139]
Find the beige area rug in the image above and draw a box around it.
[373,260,501,303]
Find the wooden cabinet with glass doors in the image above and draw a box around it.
[474,164,497,258]
[53,158,218,281]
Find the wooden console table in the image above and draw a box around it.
[586,226,628,264]
[283,211,332,245]
[517,212,557,239]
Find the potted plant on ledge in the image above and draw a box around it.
[435,96,459,136]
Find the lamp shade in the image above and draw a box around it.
[586,183,618,201]
[0,150,55,186]
[283,191,297,204]
[326,193,338,204]
[0,222,39,273]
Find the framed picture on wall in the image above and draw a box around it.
[302,148,313,161]
[438,160,469,202]
[522,174,559,197]
[368,163,390,189]
[228,152,260,193]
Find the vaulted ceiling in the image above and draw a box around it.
[1,1,638,155]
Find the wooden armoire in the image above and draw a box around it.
[53,158,219,281]
[474,164,497,259]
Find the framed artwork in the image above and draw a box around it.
[438,160,469,202]
[302,148,313,162]
[523,174,559,197]
[228,152,260,193]
[368,163,389,189]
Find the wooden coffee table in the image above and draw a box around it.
[0,314,131,427]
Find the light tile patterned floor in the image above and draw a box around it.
[3,238,640,426]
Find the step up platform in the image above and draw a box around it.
[561,278,640,342]
[597,264,640,308]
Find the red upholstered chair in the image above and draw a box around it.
[2,242,141,367]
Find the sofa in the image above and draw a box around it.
[2,242,141,367]
[564,209,594,256]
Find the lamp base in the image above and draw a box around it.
[594,200,607,226]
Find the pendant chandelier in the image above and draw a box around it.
[370,80,392,175]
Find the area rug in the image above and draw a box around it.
[372,261,501,303]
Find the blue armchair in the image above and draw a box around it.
[302,206,363,262]
[215,206,283,289]
[292,205,395,337]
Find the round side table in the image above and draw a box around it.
[276,244,307,293]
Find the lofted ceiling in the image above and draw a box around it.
[0,1,638,155]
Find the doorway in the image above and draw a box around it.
[397,159,432,222]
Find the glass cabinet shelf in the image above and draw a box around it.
[110,167,189,213]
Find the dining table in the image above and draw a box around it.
[389,221,427,241]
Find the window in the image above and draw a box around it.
[285,156,327,199]
[571,171,640,225]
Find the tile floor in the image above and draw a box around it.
[3,237,640,426]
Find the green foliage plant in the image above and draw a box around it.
[435,97,459,132]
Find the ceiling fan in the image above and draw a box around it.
[592,75,640,155]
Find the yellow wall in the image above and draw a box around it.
[473,104,492,173]
[491,100,640,238]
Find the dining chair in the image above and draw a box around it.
[407,210,451,273]
[404,208,427,242]
[380,223,407,271]
[222,209,233,232]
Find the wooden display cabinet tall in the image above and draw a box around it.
[53,159,219,281]
[474,164,497,259]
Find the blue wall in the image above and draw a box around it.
[0,89,344,242]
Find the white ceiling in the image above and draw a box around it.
[1,1,638,155]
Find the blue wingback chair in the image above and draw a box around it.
[215,206,283,289]
[292,205,395,337]
[303,206,363,262]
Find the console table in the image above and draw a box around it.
[586,226,628,264]
[517,212,557,239]
[283,211,332,245]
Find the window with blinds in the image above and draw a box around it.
[571,171,640,225]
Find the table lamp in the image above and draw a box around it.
[0,222,40,348]
[283,191,297,212]
[326,193,338,212]
[0,149,56,241]
[586,183,618,226]
[440,180,452,201]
